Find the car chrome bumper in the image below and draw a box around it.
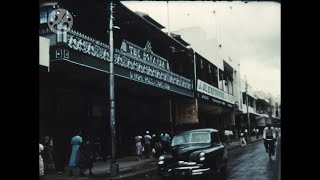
[159,166,211,176]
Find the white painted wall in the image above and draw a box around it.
[174,27,224,70]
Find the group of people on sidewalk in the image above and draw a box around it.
[39,129,98,178]
[68,129,96,177]
[134,130,171,160]
[227,125,280,148]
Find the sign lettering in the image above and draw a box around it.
[67,35,109,61]
[119,40,169,70]
[129,71,170,90]
[197,79,235,104]
[114,53,192,90]
[64,31,193,92]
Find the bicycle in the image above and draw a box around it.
[265,138,275,162]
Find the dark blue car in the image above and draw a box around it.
[158,128,229,178]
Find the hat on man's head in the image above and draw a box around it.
[146,131,149,134]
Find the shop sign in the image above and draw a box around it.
[129,71,170,90]
[119,40,170,70]
[63,31,193,91]
[197,79,235,104]
[67,33,110,61]
[114,52,192,90]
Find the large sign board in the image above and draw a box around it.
[197,79,235,104]
[49,29,194,97]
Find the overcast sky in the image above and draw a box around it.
[121,1,280,98]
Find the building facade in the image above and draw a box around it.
[40,1,196,159]
[39,1,280,167]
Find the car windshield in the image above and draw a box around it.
[172,132,211,146]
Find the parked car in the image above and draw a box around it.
[157,128,229,178]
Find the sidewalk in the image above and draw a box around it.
[44,137,263,180]
[226,136,263,150]
[44,156,156,180]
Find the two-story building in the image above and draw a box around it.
[174,27,241,135]
[235,79,260,131]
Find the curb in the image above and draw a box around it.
[110,167,158,180]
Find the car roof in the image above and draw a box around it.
[177,128,218,135]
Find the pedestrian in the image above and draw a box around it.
[54,134,67,174]
[68,129,83,176]
[256,128,260,139]
[224,130,230,145]
[39,143,45,180]
[100,134,108,162]
[143,131,152,158]
[44,135,54,162]
[275,127,280,139]
[229,130,234,142]
[79,135,95,176]
[234,129,239,141]
[240,132,247,147]
[160,130,171,153]
[252,128,256,137]
[244,129,248,142]
[134,134,143,160]
[152,132,163,158]
[278,128,281,137]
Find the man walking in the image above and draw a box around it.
[161,130,171,153]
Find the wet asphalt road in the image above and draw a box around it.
[128,140,278,180]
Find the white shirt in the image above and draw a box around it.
[39,144,44,154]
[143,134,152,144]
[224,130,229,136]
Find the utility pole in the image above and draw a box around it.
[268,97,272,125]
[167,1,170,36]
[109,0,119,177]
[245,77,251,143]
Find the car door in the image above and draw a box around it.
[211,132,225,169]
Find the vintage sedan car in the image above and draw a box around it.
[158,128,229,178]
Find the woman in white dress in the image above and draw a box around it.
[39,143,44,179]
[134,135,143,160]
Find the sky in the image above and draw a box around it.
[121,1,280,98]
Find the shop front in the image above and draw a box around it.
[195,79,236,135]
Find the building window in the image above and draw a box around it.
[242,92,246,105]
[40,7,56,24]
[40,10,48,24]
[219,69,224,90]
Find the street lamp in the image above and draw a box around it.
[109,0,119,177]
[245,77,251,143]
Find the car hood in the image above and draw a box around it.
[171,144,210,160]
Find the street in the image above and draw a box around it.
[125,140,278,180]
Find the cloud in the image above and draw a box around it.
[240,59,280,96]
